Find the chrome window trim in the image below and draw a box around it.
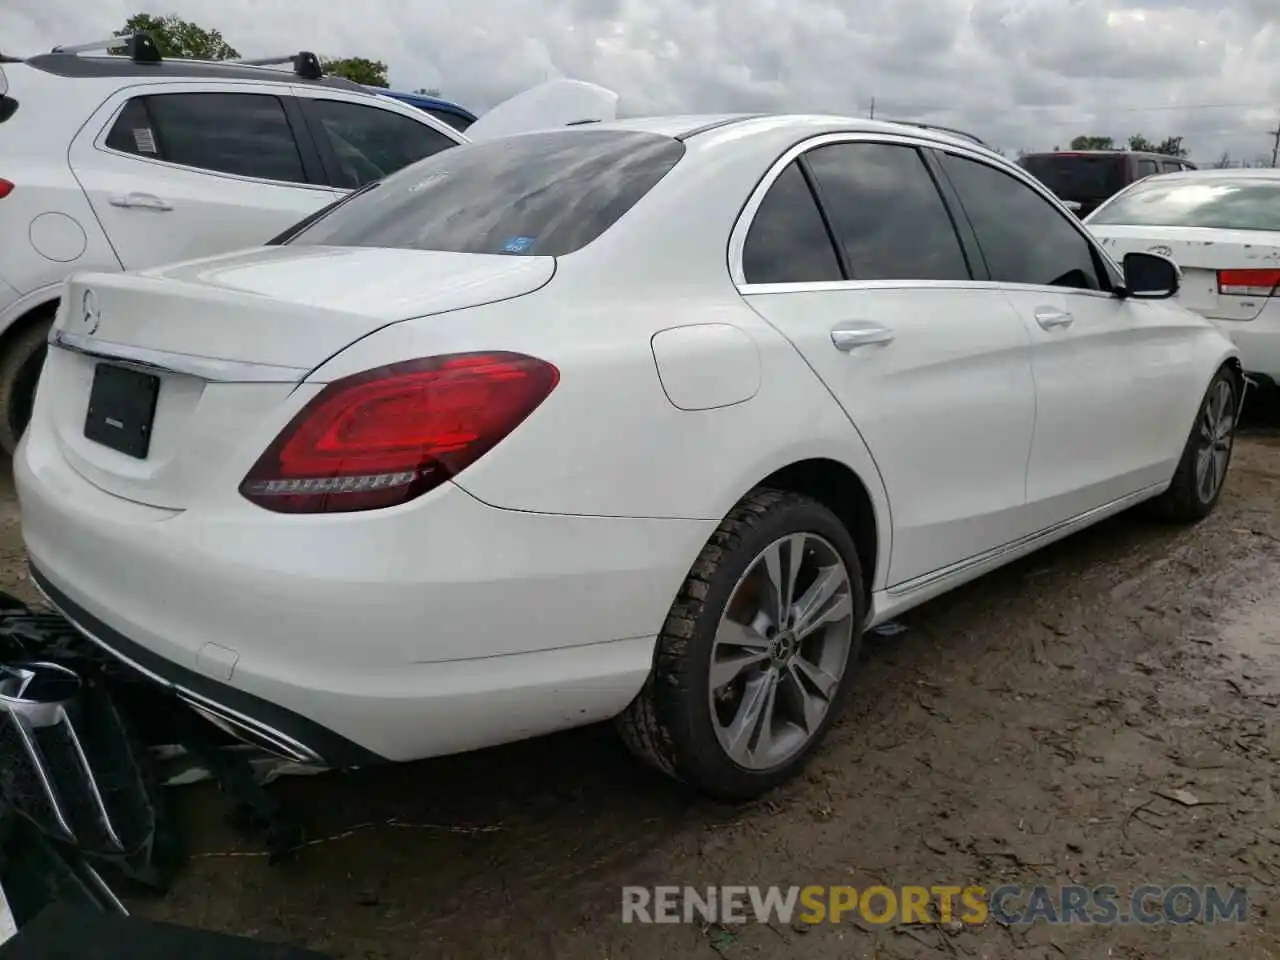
[50,327,310,383]
[728,131,1123,296]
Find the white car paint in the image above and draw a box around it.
[464,78,618,141]
[1087,168,1280,384]
[16,115,1238,774]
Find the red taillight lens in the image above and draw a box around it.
[0,180,13,200]
[239,352,559,514]
[1217,268,1280,298]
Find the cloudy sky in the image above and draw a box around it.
[4,0,1278,163]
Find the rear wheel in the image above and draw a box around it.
[0,312,54,456]
[1148,365,1239,522]
[617,489,865,802]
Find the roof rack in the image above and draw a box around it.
[51,32,161,63]
[46,32,325,81]
[234,52,324,81]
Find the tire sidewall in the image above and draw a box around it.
[671,497,865,798]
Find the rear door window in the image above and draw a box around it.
[742,161,843,284]
[1158,160,1182,174]
[302,99,460,188]
[112,92,309,184]
[1136,159,1158,178]
[802,142,971,281]
[286,128,685,257]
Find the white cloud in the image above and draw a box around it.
[2,0,1278,162]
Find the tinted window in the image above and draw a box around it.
[287,129,684,257]
[942,153,1103,291]
[1019,154,1127,203]
[742,162,842,284]
[1158,160,1181,174]
[306,99,459,188]
[1089,177,1280,231]
[1136,159,1158,178]
[142,93,307,183]
[104,98,160,157]
[803,142,969,281]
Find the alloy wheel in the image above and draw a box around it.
[708,532,855,771]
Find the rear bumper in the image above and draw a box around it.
[29,565,377,768]
[16,422,713,765]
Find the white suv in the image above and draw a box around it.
[0,34,610,454]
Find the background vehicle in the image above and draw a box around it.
[17,116,1241,803]
[0,33,612,456]
[373,88,477,132]
[1087,168,1280,395]
[1018,150,1197,218]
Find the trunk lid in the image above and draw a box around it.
[42,246,555,510]
[464,79,618,142]
[1090,224,1280,322]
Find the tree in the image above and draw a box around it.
[1127,134,1155,153]
[113,13,238,60]
[1070,135,1114,150]
[1154,136,1187,158]
[321,57,389,87]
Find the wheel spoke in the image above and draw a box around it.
[792,566,852,640]
[710,619,771,690]
[723,670,778,765]
[763,534,806,627]
[1213,447,1230,492]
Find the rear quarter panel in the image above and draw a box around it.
[305,270,896,589]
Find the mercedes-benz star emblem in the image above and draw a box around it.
[81,288,100,335]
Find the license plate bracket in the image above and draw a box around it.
[83,363,161,459]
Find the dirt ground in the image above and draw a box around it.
[0,409,1278,960]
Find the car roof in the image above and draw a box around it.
[1139,167,1280,182]
[595,113,998,154]
[20,52,366,91]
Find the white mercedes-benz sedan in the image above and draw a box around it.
[16,114,1243,801]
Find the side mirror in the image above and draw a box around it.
[1121,251,1180,300]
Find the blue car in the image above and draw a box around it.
[367,87,477,132]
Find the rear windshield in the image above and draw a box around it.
[1088,178,1280,232]
[1018,154,1127,202]
[285,128,685,257]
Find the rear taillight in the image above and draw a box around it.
[1218,268,1280,298]
[0,180,12,200]
[239,352,559,514]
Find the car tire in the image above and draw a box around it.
[617,488,866,802]
[0,312,54,457]
[1147,364,1240,523]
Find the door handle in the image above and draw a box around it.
[108,192,173,211]
[1033,307,1074,329]
[831,322,895,351]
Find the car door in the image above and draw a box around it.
[734,136,1038,586]
[68,85,341,270]
[934,148,1204,529]
[289,91,464,190]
